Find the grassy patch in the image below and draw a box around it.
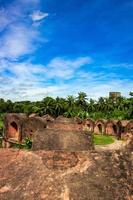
[94,134,115,145]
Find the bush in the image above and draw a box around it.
[12,137,32,149]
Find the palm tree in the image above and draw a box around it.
[97,97,106,111]
[88,98,95,112]
[67,95,75,108]
[55,97,67,117]
[76,92,88,110]
[41,97,55,116]
[129,92,133,97]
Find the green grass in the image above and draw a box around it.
[94,134,115,145]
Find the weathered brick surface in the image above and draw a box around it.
[3,114,46,144]
[82,119,94,132]
[32,129,94,151]
[3,115,133,147]
[105,120,119,136]
[0,139,132,200]
[94,120,106,134]
[37,151,79,170]
[21,117,46,140]
[47,116,82,131]
[4,113,27,142]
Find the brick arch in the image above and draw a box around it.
[4,113,28,143]
[83,118,95,132]
[8,121,19,141]
[117,120,130,139]
[105,120,119,136]
[94,120,106,134]
[126,120,133,134]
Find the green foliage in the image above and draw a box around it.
[24,137,33,149]
[94,135,115,145]
[12,137,32,149]
[129,92,133,97]
[0,91,132,120]
[0,120,3,129]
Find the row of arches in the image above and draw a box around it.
[83,119,133,138]
[5,114,133,142]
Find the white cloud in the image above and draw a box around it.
[45,57,92,79]
[30,11,49,22]
[102,63,133,69]
[0,1,132,101]
[0,2,48,60]
[0,25,39,59]
[67,79,133,99]
[0,9,11,31]
[0,56,92,101]
[0,57,132,101]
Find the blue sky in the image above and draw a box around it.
[0,0,133,101]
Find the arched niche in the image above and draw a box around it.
[94,120,106,134]
[105,120,119,136]
[8,121,19,141]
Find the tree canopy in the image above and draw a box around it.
[0,92,132,120]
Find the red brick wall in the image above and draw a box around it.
[105,122,118,136]
[94,123,105,134]
[7,125,19,140]
[47,122,82,131]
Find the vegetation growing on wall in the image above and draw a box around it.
[11,137,32,149]
[0,92,132,120]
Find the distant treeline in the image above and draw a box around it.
[0,92,133,120]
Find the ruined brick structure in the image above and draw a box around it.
[94,119,107,134]
[83,118,133,139]
[47,116,82,131]
[3,114,46,147]
[4,113,27,143]
[82,118,94,132]
[3,114,93,150]
[105,120,119,136]
[2,114,133,148]
[32,116,93,151]
[1,114,133,200]
[32,129,93,151]
[21,116,47,140]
